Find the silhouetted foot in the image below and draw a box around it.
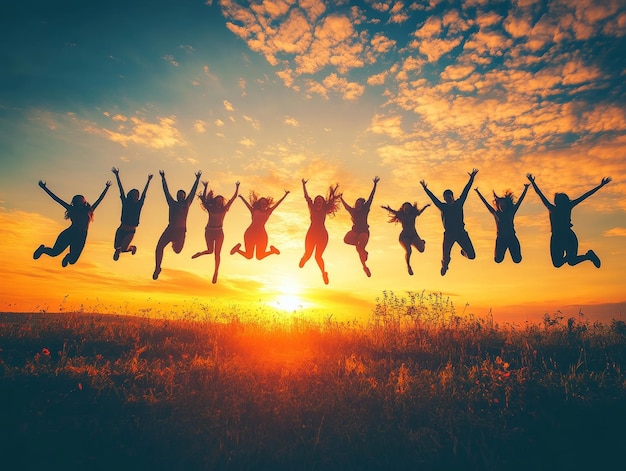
[212,272,218,284]
[299,257,306,268]
[230,243,241,255]
[270,245,280,255]
[323,272,329,285]
[62,255,70,267]
[152,268,161,280]
[33,244,44,260]
[191,251,203,259]
[363,265,371,277]
[408,266,413,276]
[460,249,467,258]
[113,248,121,261]
[587,250,601,268]
[440,263,448,276]
[130,245,137,255]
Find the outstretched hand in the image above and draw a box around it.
[111,167,119,175]
[526,173,535,183]
[147,174,154,180]
[105,180,112,187]
[159,170,165,178]
[420,180,427,189]
[235,181,240,187]
[468,168,479,178]
[373,176,380,184]
[38,180,46,189]
[195,170,202,179]
[301,178,308,185]
[601,177,612,186]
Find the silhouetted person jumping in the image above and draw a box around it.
[192,180,239,284]
[111,167,153,261]
[230,189,289,260]
[421,169,478,275]
[475,183,529,263]
[34,179,111,266]
[527,173,611,268]
[299,179,342,284]
[153,170,201,280]
[340,176,379,277]
[381,201,430,275]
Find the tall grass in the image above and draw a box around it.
[1,293,625,470]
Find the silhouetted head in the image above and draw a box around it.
[443,189,454,204]
[176,190,186,202]
[355,197,366,210]
[401,202,412,213]
[71,195,88,207]
[554,193,570,206]
[127,189,140,202]
[254,197,269,211]
[215,195,225,209]
[314,195,325,210]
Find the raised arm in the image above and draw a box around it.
[269,190,290,212]
[224,181,240,210]
[366,176,380,206]
[526,173,553,210]
[238,194,253,212]
[381,204,397,216]
[416,203,431,215]
[38,181,71,210]
[91,181,112,211]
[302,179,312,205]
[513,183,530,213]
[420,180,444,209]
[459,168,478,203]
[340,195,352,212]
[186,171,202,205]
[571,177,611,207]
[160,170,175,204]
[140,174,153,202]
[112,167,125,201]
[474,188,495,215]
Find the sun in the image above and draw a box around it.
[270,280,308,313]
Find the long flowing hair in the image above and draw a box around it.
[65,195,94,222]
[248,190,274,210]
[493,190,516,212]
[388,202,417,224]
[322,184,341,217]
[198,188,224,212]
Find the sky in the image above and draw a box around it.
[1,0,625,324]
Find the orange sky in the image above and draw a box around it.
[1,0,625,324]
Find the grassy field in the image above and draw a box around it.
[1,291,625,470]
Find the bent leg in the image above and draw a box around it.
[509,236,522,263]
[458,231,476,259]
[549,235,567,268]
[494,236,506,263]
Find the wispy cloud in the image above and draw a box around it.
[86,113,186,149]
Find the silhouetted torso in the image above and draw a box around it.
[168,201,191,229]
[121,200,144,227]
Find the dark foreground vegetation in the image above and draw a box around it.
[1,292,625,470]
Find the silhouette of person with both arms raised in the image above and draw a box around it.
[340,176,379,277]
[192,180,240,284]
[230,188,289,260]
[153,170,201,280]
[421,169,478,276]
[111,167,153,261]
[299,179,342,284]
[381,200,430,276]
[34,179,111,266]
[475,183,529,264]
[526,173,611,268]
